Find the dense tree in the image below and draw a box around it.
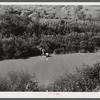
[0,6,100,60]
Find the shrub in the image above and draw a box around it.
[47,63,100,92]
[0,71,40,91]
[0,77,11,91]
[53,48,65,54]
[15,47,41,59]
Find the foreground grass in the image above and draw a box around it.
[0,62,100,91]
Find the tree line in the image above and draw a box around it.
[0,8,100,60]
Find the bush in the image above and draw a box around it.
[53,48,65,54]
[0,71,40,91]
[15,47,41,59]
[47,63,100,92]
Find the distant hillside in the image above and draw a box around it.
[0,5,100,20]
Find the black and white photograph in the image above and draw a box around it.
[0,3,100,93]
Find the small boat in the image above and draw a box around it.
[45,53,49,57]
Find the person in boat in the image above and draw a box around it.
[41,48,50,57]
[42,48,45,56]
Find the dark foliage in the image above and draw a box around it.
[54,48,65,54]
[0,7,100,60]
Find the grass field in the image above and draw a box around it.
[0,53,100,85]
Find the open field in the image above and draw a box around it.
[0,53,100,85]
